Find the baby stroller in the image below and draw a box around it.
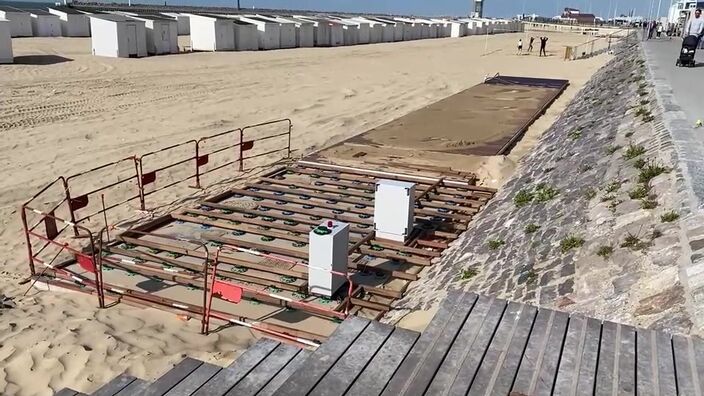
[676,35,699,67]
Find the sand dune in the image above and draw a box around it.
[0,32,608,395]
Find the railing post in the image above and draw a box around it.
[194,141,202,189]
[287,120,292,159]
[20,208,36,276]
[135,156,146,211]
[62,178,81,237]
[238,129,244,172]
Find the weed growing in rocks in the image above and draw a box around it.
[461,268,478,280]
[596,245,614,259]
[633,158,647,169]
[584,188,597,200]
[638,161,668,183]
[580,164,593,173]
[514,189,534,207]
[601,193,616,202]
[661,211,680,223]
[640,199,658,210]
[525,270,538,284]
[524,223,540,234]
[603,181,622,193]
[638,89,649,97]
[620,233,649,250]
[606,145,621,155]
[624,144,646,160]
[608,199,623,213]
[488,239,505,250]
[651,229,663,240]
[629,185,648,199]
[640,99,649,105]
[534,184,560,203]
[560,235,585,253]
[568,130,582,140]
[642,114,655,123]
[635,107,649,117]
[625,132,634,138]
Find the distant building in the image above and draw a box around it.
[471,0,484,18]
[561,7,597,24]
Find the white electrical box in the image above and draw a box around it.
[374,179,416,242]
[308,220,349,297]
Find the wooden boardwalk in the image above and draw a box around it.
[56,291,704,395]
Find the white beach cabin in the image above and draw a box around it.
[394,17,423,40]
[237,16,280,50]
[227,18,258,51]
[294,16,343,47]
[430,19,452,37]
[0,18,12,63]
[415,18,440,38]
[254,15,297,49]
[161,12,189,35]
[326,17,358,46]
[366,17,396,42]
[29,9,61,37]
[448,21,467,37]
[0,7,32,37]
[337,17,370,44]
[132,15,178,55]
[271,16,314,47]
[374,17,406,41]
[351,17,384,43]
[187,14,234,51]
[89,15,147,58]
[48,6,90,37]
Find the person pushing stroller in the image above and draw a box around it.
[677,9,704,67]
[685,8,704,47]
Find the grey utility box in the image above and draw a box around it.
[374,179,415,242]
[308,220,349,297]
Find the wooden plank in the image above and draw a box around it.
[511,310,569,395]
[227,343,301,396]
[673,334,702,396]
[257,350,311,396]
[92,374,137,396]
[655,330,677,395]
[310,321,395,396]
[469,302,537,395]
[193,338,279,396]
[575,317,602,395]
[380,291,472,395]
[595,321,618,395]
[426,295,506,395]
[402,293,479,395]
[553,315,588,395]
[635,329,657,396]
[54,389,79,396]
[346,327,420,396]
[115,378,149,395]
[532,311,569,395]
[616,325,636,395]
[692,336,704,396]
[141,357,203,396]
[164,362,222,396]
[273,316,370,396]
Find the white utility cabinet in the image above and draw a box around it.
[374,180,415,242]
[308,220,349,297]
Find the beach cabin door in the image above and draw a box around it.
[160,23,169,52]
[127,24,138,56]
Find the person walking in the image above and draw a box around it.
[684,9,704,48]
[517,38,523,54]
[648,20,656,39]
[528,36,535,52]
[656,22,663,38]
[539,36,548,56]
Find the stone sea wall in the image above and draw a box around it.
[388,44,702,336]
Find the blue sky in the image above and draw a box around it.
[15,0,672,18]
[233,0,671,18]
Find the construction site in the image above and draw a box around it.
[20,74,569,348]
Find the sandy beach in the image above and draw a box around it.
[0,31,609,395]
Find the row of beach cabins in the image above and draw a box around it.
[0,5,523,62]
